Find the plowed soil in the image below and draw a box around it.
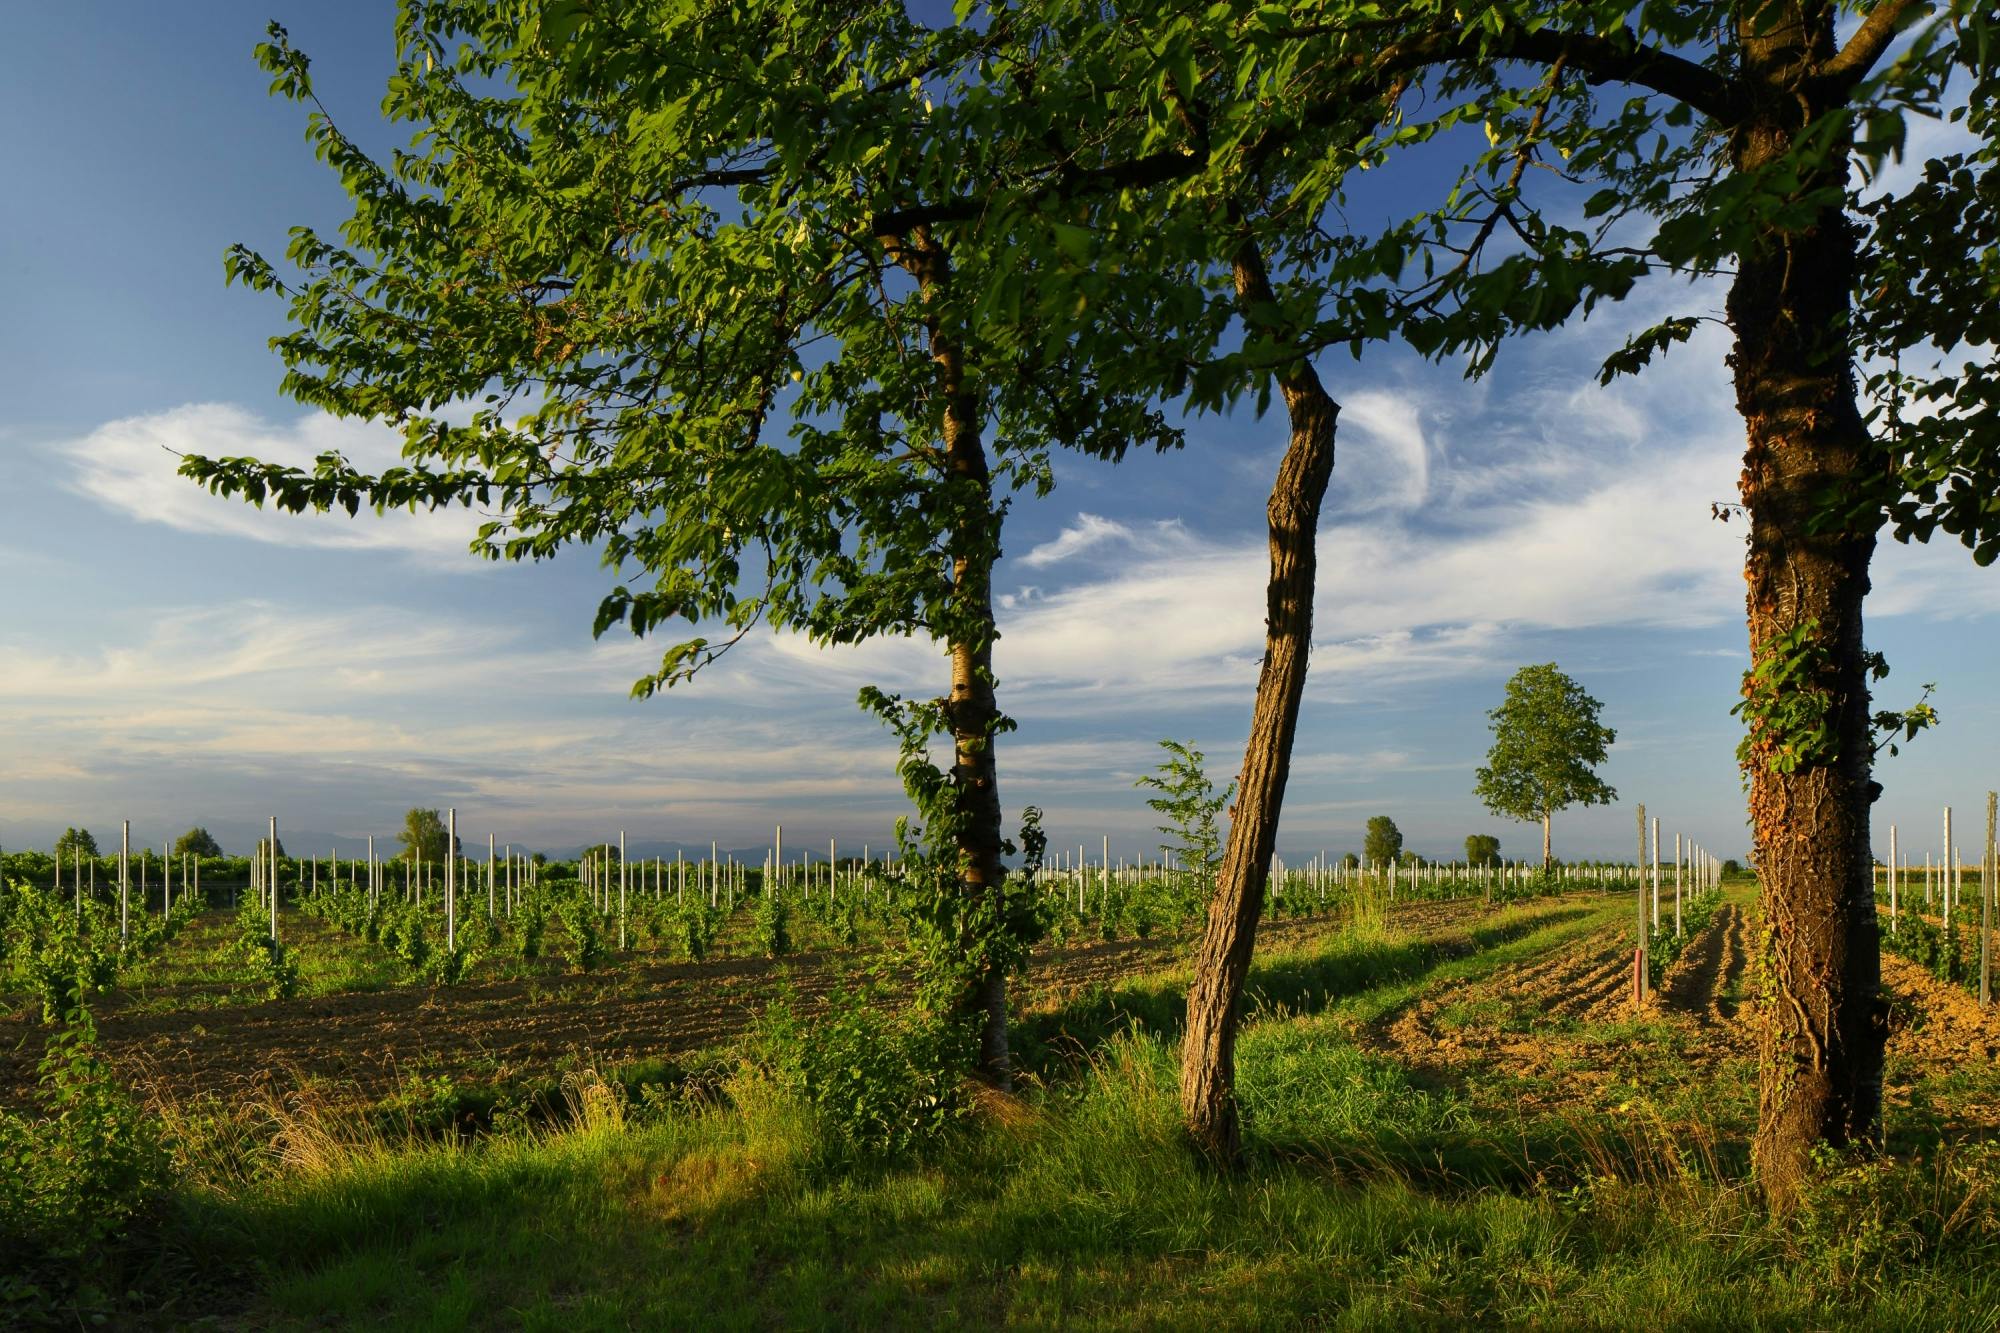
[1659,901,1753,1027]
[1358,903,1766,1115]
[0,897,1499,1110]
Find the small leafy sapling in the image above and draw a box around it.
[1135,741,1234,919]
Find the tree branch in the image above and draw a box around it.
[1370,25,1741,123]
[1818,0,1937,92]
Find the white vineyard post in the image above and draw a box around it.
[619,830,628,951]
[446,808,457,953]
[1982,792,1995,1008]
[1889,825,1898,936]
[269,815,279,942]
[1634,803,1648,1004]
[119,821,130,945]
[1650,818,1661,930]
[488,834,496,919]
[1944,807,1954,928]
[1674,831,1683,938]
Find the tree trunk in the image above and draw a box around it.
[1542,811,1552,870]
[1731,7,1885,1212]
[1180,240,1340,1165]
[899,227,1012,1087]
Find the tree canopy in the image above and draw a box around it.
[1363,817,1404,868]
[1464,834,1501,868]
[54,828,98,860]
[397,809,457,863]
[172,828,224,858]
[1474,664,1617,867]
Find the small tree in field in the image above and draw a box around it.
[173,827,223,858]
[1464,835,1501,869]
[1475,665,1617,869]
[1362,817,1403,869]
[396,809,456,864]
[54,828,98,860]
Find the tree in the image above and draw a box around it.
[254,835,286,860]
[179,6,1181,1087]
[173,827,224,858]
[1136,740,1235,913]
[1363,817,1404,869]
[54,828,98,860]
[397,809,457,864]
[1465,835,1501,868]
[1474,665,1618,870]
[1138,0,1997,1206]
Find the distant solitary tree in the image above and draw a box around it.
[396,809,456,863]
[173,827,224,858]
[1363,817,1403,869]
[254,835,287,860]
[1339,852,1360,871]
[54,827,98,860]
[1464,835,1501,869]
[1475,664,1618,869]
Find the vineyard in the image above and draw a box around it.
[6,831,2000,1327]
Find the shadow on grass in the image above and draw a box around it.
[1017,907,1592,1084]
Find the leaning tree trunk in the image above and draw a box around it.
[1731,8,1885,1213]
[1180,240,1340,1165]
[899,227,1013,1086]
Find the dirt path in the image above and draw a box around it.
[1660,902,1751,1025]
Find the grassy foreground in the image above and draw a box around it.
[21,895,2000,1329]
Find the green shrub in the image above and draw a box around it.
[752,986,970,1161]
[555,894,607,972]
[678,897,722,962]
[244,936,300,1000]
[512,896,548,960]
[0,1007,168,1281]
[752,891,791,959]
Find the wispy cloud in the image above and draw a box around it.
[56,403,490,566]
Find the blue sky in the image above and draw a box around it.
[3,4,1994,867]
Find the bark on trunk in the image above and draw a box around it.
[898,227,1012,1087]
[1542,811,1552,870]
[1180,240,1340,1165]
[1730,7,1886,1212]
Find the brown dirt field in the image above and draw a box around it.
[1357,903,1767,1116]
[0,896,1502,1111]
[1658,901,1753,1028]
[1881,950,2000,1068]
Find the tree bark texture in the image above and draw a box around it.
[1180,240,1340,1165]
[898,228,1013,1087]
[1730,5,1886,1211]
[1542,811,1552,869]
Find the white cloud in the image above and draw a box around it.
[1332,389,1430,513]
[56,403,490,566]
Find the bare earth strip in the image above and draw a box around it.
[0,898,1501,1110]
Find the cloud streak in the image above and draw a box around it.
[57,403,490,566]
